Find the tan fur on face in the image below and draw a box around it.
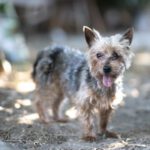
[87,34,133,82]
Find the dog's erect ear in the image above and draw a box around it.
[83,26,100,47]
[120,28,134,45]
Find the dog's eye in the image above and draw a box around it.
[96,53,104,59]
[111,52,119,60]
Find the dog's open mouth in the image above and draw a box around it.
[102,75,113,87]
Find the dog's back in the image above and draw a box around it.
[32,45,89,93]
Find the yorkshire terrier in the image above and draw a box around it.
[32,26,134,141]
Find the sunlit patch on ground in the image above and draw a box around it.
[108,141,125,149]
[12,71,35,93]
[14,99,32,109]
[0,64,35,93]
[16,81,35,93]
[18,113,39,124]
[65,107,78,119]
[0,106,13,114]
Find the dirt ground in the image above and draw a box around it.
[0,50,150,149]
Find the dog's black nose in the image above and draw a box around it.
[103,66,111,73]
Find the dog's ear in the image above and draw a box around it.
[83,26,100,47]
[120,28,134,45]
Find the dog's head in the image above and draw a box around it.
[83,26,134,88]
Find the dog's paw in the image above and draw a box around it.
[40,118,51,124]
[55,118,69,123]
[101,130,120,139]
[82,135,96,142]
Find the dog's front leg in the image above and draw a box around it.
[80,108,96,141]
[99,107,118,138]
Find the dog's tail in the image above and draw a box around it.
[32,50,44,80]
[32,46,63,86]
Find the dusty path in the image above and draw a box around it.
[0,64,150,150]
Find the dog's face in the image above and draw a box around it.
[83,26,134,87]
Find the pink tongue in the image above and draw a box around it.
[102,76,113,87]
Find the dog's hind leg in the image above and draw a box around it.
[51,92,68,123]
[35,98,50,124]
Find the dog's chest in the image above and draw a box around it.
[90,87,116,110]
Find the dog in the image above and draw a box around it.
[32,26,134,141]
